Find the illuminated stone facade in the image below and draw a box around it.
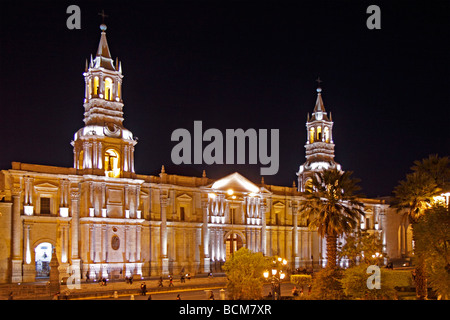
[0,25,410,284]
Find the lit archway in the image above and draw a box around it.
[35,242,52,278]
[104,77,113,101]
[105,148,120,178]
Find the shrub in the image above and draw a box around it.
[290,274,312,288]
[310,268,345,300]
[341,264,412,299]
[222,248,270,300]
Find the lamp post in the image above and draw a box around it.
[263,257,288,300]
[371,252,383,266]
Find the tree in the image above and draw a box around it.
[411,154,450,191]
[338,231,385,266]
[300,169,365,270]
[310,267,344,300]
[222,247,270,300]
[391,171,440,224]
[414,204,450,299]
[391,154,449,299]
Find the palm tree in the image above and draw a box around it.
[300,169,365,270]
[391,155,447,300]
[411,154,450,191]
[391,171,440,223]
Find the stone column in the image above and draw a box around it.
[255,228,261,252]
[123,225,128,262]
[130,146,135,173]
[202,200,210,273]
[101,224,107,262]
[123,145,129,172]
[22,223,35,282]
[58,223,71,280]
[380,209,387,257]
[70,189,81,276]
[97,142,103,170]
[11,188,23,283]
[136,225,141,262]
[89,224,95,263]
[210,229,216,262]
[260,202,267,256]
[219,228,225,261]
[292,205,300,268]
[160,197,169,275]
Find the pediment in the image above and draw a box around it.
[273,201,285,208]
[209,172,260,194]
[176,193,193,201]
[33,182,59,191]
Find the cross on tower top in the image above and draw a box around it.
[98,9,108,24]
[315,77,323,93]
[315,76,322,87]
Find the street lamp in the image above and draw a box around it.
[264,257,288,300]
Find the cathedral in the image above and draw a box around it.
[0,24,412,284]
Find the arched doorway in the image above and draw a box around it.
[105,148,120,178]
[225,233,243,261]
[35,242,52,278]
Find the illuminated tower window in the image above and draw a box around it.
[305,178,313,192]
[105,77,113,101]
[105,149,120,178]
[324,127,330,143]
[88,78,92,97]
[78,150,84,169]
[316,127,322,141]
[93,76,99,95]
[117,82,121,100]
[309,127,315,143]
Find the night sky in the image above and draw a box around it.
[0,0,448,197]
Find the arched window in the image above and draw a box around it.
[324,127,330,143]
[93,76,99,95]
[305,178,313,192]
[309,127,315,143]
[316,127,322,141]
[105,149,120,178]
[78,150,84,169]
[88,78,92,97]
[104,77,113,101]
[117,82,122,100]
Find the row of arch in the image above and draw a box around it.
[78,148,121,178]
[86,76,121,101]
[30,232,244,278]
[309,126,331,143]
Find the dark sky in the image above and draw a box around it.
[0,0,449,197]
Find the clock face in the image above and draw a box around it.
[104,123,121,137]
[316,112,323,120]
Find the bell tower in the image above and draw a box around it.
[71,23,137,178]
[297,83,341,191]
